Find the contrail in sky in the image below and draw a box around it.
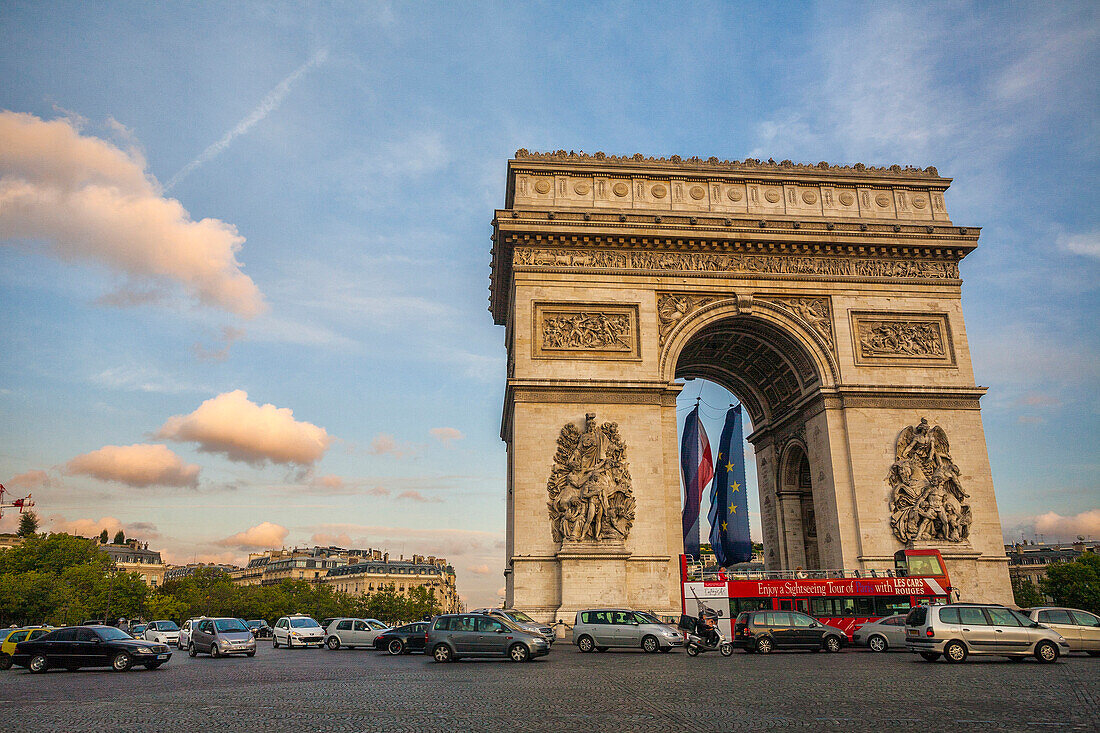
[165,48,329,191]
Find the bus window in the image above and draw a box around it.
[905,553,945,577]
[855,597,875,616]
[810,598,834,617]
[836,598,856,616]
[874,596,912,616]
[729,598,770,615]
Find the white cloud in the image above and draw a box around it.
[6,469,55,491]
[1033,510,1100,541]
[1059,230,1100,260]
[368,433,414,458]
[0,111,265,316]
[64,444,200,488]
[217,521,289,550]
[156,390,333,466]
[430,427,464,445]
[166,49,329,190]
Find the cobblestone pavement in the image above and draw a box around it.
[2,643,1096,733]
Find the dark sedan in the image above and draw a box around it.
[374,622,429,655]
[14,625,171,673]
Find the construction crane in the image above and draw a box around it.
[0,483,34,520]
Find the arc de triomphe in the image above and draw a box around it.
[489,150,1012,622]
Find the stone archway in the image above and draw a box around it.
[490,150,1012,621]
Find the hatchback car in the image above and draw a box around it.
[143,620,180,647]
[473,608,555,646]
[272,615,324,648]
[1024,607,1100,655]
[188,617,257,657]
[13,625,171,672]
[904,603,1070,663]
[324,618,389,650]
[0,627,51,670]
[574,609,684,653]
[427,613,549,662]
[733,610,846,654]
[852,614,908,652]
[374,622,430,655]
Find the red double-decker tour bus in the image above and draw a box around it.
[680,548,952,640]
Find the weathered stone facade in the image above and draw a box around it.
[490,150,1012,621]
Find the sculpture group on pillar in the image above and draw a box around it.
[888,418,972,544]
[547,413,636,544]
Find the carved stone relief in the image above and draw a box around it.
[533,303,639,360]
[513,247,960,281]
[888,418,972,544]
[547,413,636,544]
[850,311,954,366]
[762,297,834,351]
[656,294,722,346]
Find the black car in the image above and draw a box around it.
[733,610,846,654]
[14,625,172,672]
[374,622,430,655]
[246,619,273,639]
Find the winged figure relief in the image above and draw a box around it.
[889,418,971,544]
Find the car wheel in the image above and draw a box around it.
[943,641,968,664]
[112,652,132,672]
[188,643,197,658]
[211,644,220,658]
[720,642,734,657]
[825,636,842,653]
[509,643,530,662]
[919,652,940,662]
[641,635,660,654]
[1034,641,1058,664]
[432,644,452,663]
[29,654,49,674]
[246,651,255,657]
[144,663,163,670]
[387,639,404,656]
[756,636,773,654]
[686,644,699,656]
[868,635,887,653]
[0,653,11,670]
[272,638,279,649]
[327,636,341,651]
[576,635,595,653]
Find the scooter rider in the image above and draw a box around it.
[698,607,719,647]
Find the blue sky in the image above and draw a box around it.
[1,2,1097,607]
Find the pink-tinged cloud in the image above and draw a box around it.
[0,111,264,316]
[368,433,413,458]
[365,485,390,496]
[467,564,491,575]
[217,521,289,550]
[310,532,355,548]
[64,443,200,488]
[397,490,442,504]
[1032,509,1100,540]
[45,514,160,540]
[6,469,55,490]
[430,427,464,445]
[315,474,344,491]
[156,390,332,466]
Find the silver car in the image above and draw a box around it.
[473,608,554,645]
[427,613,550,662]
[573,609,684,653]
[852,614,907,652]
[1025,607,1100,655]
[324,618,389,650]
[188,617,256,658]
[904,603,1070,663]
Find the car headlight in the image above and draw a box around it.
[134,647,153,654]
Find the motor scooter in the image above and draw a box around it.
[678,604,734,657]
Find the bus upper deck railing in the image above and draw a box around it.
[683,565,911,582]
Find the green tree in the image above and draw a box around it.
[112,530,126,544]
[1011,575,1043,608]
[1041,553,1100,615]
[17,510,40,537]
[98,529,109,544]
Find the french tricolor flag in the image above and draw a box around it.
[680,403,714,559]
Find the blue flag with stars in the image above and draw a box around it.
[708,404,752,566]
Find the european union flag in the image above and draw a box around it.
[708,404,752,566]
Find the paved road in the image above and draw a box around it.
[2,641,1096,732]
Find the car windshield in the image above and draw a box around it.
[368,620,388,630]
[215,619,249,632]
[508,610,535,623]
[157,621,180,631]
[97,627,131,641]
[247,620,265,627]
[290,618,320,628]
